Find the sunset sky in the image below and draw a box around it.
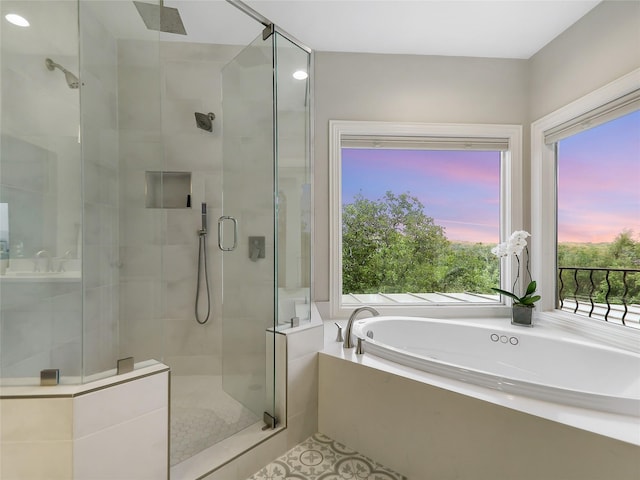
[342,110,639,245]
[342,149,501,243]
[557,110,639,243]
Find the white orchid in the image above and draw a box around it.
[492,230,531,257]
[491,230,540,306]
[490,243,508,257]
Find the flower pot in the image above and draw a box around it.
[511,304,534,327]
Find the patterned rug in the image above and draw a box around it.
[247,432,407,480]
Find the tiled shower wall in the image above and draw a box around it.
[117,41,242,374]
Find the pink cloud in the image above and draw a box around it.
[395,154,499,186]
[440,221,498,244]
[558,209,639,243]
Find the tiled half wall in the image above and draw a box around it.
[0,364,169,479]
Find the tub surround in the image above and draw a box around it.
[319,346,639,479]
[323,317,639,447]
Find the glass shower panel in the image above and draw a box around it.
[0,0,83,384]
[274,34,311,326]
[79,0,164,381]
[221,32,276,419]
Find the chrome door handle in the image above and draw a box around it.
[217,216,238,251]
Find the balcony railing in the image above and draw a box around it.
[558,266,640,327]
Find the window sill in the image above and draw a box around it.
[537,309,640,353]
[332,301,511,319]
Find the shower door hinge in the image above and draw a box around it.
[262,24,274,41]
[262,412,278,430]
[117,356,134,375]
[40,369,60,386]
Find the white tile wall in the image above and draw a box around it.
[0,367,169,480]
[73,370,168,479]
[116,41,244,376]
[286,351,318,421]
[74,407,168,480]
[285,322,323,450]
[1,440,73,480]
[73,370,167,438]
[0,398,72,480]
[1,398,73,442]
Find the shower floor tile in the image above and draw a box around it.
[171,375,260,466]
[247,432,407,480]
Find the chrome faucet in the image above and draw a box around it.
[344,306,379,348]
[56,249,74,272]
[34,250,52,272]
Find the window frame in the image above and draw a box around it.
[530,68,640,324]
[329,120,523,318]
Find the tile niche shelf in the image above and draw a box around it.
[145,171,192,209]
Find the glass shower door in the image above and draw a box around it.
[220,32,276,420]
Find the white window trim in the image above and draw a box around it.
[329,120,523,319]
[531,68,640,321]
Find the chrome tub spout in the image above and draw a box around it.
[34,250,52,272]
[344,306,379,348]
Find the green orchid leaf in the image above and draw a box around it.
[491,287,521,302]
[519,295,541,305]
[525,281,537,295]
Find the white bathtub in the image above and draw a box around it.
[352,316,640,417]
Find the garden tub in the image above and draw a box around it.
[351,316,640,417]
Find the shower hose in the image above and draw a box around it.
[195,229,211,324]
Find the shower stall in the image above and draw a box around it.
[0,0,311,475]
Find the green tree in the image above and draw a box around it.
[441,243,499,294]
[342,192,449,294]
[342,191,499,295]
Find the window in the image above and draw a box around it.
[531,70,640,329]
[330,121,523,317]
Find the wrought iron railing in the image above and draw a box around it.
[558,266,640,326]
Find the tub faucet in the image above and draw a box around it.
[344,306,379,348]
[56,249,73,272]
[34,250,52,272]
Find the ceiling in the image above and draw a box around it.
[1,1,602,60]
[226,0,601,59]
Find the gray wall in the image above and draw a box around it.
[313,53,529,302]
[529,0,640,122]
[313,0,640,304]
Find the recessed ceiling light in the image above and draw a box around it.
[5,13,30,27]
[292,70,308,80]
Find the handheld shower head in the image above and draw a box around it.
[45,58,79,89]
[201,203,207,232]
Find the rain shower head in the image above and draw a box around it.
[133,1,186,35]
[45,58,79,89]
[195,112,215,132]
